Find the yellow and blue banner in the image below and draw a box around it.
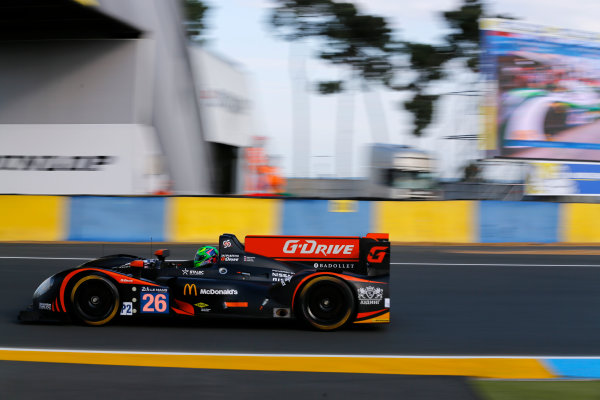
[375,201,475,243]
[168,197,280,243]
[0,195,67,241]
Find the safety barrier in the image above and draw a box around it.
[1,196,598,244]
[374,200,476,243]
[68,196,166,242]
[479,201,560,243]
[282,199,371,236]
[0,195,67,241]
[167,197,281,242]
[0,347,599,378]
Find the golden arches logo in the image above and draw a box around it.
[184,284,197,296]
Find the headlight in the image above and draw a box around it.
[33,276,54,298]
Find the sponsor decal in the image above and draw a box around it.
[189,269,204,276]
[120,302,133,316]
[141,286,168,292]
[119,278,134,284]
[283,240,355,256]
[223,240,232,248]
[140,292,169,314]
[184,284,237,296]
[243,256,255,262]
[313,263,355,269]
[0,155,115,171]
[328,200,358,213]
[182,268,204,276]
[367,246,388,263]
[272,270,293,285]
[357,286,384,305]
[245,237,360,260]
[199,288,238,295]
[384,298,390,308]
[38,302,51,311]
[273,308,291,318]
[219,267,228,275]
[184,283,197,296]
[222,254,239,262]
[194,302,209,308]
[224,302,248,308]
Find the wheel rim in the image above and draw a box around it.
[72,276,118,324]
[304,280,351,328]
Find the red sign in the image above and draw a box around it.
[245,236,360,261]
[367,246,388,263]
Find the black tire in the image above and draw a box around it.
[70,275,120,326]
[297,276,355,331]
[543,103,568,138]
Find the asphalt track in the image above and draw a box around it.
[2,243,600,398]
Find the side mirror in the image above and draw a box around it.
[154,249,170,261]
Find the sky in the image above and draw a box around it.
[201,0,600,179]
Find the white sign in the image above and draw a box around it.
[0,124,165,194]
[189,47,253,147]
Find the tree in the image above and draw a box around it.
[270,0,400,176]
[403,0,516,136]
[183,0,209,41]
[270,0,398,92]
[269,0,513,138]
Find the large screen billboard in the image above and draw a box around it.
[480,19,600,161]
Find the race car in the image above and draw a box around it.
[19,233,390,331]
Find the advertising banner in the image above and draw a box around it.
[0,124,164,195]
[525,161,600,195]
[189,47,253,148]
[480,19,600,161]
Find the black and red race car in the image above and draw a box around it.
[19,233,390,331]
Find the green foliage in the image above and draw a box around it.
[403,93,439,137]
[473,380,600,400]
[270,0,397,88]
[269,0,506,137]
[183,0,209,41]
[318,81,343,94]
[399,0,486,135]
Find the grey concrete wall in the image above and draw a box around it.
[0,40,139,124]
[0,0,213,194]
[96,0,214,194]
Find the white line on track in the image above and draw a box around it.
[391,262,600,267]
[1,347,599,359]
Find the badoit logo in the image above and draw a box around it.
[282,240,354,256]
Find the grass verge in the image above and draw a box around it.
[472,380,600,400]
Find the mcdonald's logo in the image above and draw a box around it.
[184,284,197,296]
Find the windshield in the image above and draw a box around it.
[384,169,436,189]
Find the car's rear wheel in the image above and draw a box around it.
[70,275,120,326]
[543,103,568,138]
[297,276,354,331]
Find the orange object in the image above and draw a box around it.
[225,302,248,308]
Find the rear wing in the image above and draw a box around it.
[243,233,390,277]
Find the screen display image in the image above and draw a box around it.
[481,19,600,161]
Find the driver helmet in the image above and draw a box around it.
[194,246,218,267]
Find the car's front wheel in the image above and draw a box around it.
[70,275,120,326]
[297,276,355,331]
